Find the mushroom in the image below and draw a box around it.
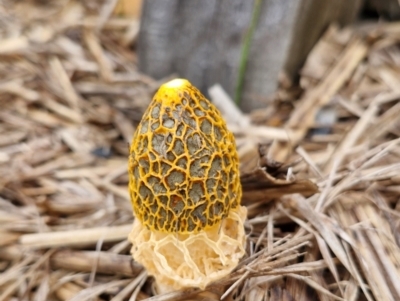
[128,79,247,293]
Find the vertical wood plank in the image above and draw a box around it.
[138,0,362,111]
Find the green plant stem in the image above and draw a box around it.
[235,0,263,106]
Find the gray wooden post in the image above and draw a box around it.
[138,0,362,112]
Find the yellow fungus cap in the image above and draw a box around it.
[162,78,189,89]
[156,78,191,106]
[128,79,246,292]
[128,78,242,234]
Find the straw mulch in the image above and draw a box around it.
[1,1,400,300]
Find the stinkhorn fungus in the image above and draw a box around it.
[128,79,247,292]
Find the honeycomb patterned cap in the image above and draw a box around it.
[128,79,242,233]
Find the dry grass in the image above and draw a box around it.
[1,1,400,300]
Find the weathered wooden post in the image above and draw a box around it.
[138,0,362,111]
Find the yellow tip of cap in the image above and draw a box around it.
[162,78,189,89]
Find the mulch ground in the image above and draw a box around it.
[1,1,400,300]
